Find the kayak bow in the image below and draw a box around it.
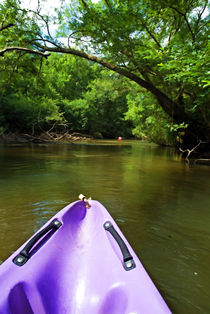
[0,199,171,313]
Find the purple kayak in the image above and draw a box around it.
[0,199,171,313]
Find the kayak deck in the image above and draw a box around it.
[0,200,171,313]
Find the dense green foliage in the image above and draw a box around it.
[125,87,174,145]
[0,51,132,138]
[0,0,209,147]
[58,0,209,147]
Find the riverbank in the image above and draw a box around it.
[0,132,93,143]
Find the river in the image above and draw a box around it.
[0,141,210,313]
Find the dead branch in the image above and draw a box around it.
[54,132,69,141]
[195,158,210,166]
[23,131,90,143]
[46,122,57,135]
[179,140,203,160]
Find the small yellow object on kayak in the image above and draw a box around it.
[78,194,91,208]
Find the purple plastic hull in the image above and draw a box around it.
[0,200,171,313]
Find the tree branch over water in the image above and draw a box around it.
[179,140,203,160]
[0,0,209,150]
[0,47,50,58]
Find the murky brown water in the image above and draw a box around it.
[0,141,210,313]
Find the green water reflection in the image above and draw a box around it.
[0,141,210,313]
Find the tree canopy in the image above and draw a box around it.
[0,0,209,148]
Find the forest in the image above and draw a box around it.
[0,0,209,152]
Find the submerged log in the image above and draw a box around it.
[195,159,210,166]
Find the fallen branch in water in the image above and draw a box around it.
[179,140,202,160]
[23,132,92,142]
[195,158,210,166]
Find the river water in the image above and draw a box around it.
[0,141,210,313]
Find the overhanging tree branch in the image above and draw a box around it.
[36,43,189,122]
[0,42,189,122]
[0,47,50,58]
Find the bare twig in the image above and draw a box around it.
[67,30,86,48]
[179,140,203,160]
[26,8,54,40]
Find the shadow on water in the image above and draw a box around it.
[0,141,210,313]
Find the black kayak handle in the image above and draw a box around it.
[13,219,62,266]
[104,221,136,271]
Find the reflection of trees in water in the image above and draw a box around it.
[0,142,210,312]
